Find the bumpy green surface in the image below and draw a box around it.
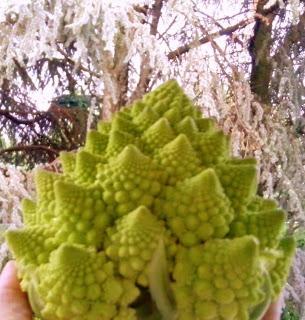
[6,80,295,320]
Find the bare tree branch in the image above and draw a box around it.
[158,15,177,39]
[150,0,164,36]
[129,54,152,102]
[130,0,165,102]
[167,18,253,60]
[13,59,37,90]
[0,110,47,125]
[133,4,149,16]
[56,44,101,79]
[0,145,60,156]
[248,0,281,103]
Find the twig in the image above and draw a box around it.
[56,44,101,78]
[150,0,164,36]
[130,0,165,102]
[133,4,149,16]
[167,18,253,60]
[0,110,47,125]
[13,59,37,90]
[0,145,60,156]
[158,15,177,39]
[192,4,244,46]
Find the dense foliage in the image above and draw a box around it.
[281,305,300,320]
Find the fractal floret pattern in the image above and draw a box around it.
[6,80,295,320]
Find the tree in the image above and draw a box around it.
[0,94,93,167]
[0,0,303,217]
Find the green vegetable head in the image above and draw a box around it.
[6,80,295,320]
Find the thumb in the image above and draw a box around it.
[0,261,32,320]
[262,294,284,320]
[0,261,22,290]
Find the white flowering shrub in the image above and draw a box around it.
[0,165,34,269]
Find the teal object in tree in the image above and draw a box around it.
[52,94,91,109]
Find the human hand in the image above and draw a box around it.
[262,294,284,320]
[0,261,32,320]
[0,260,284,320]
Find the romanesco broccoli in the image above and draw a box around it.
[6,80,295,320]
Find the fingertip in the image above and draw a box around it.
[262,295,284,320]
[0,261,32,319]
[0,261,20,290]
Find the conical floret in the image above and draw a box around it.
[142,118,175,152]
[84,130,108,155]
[215,162,257,213]
[196,131,230,166]
[155,134,201,185]
[133,105,159,131]
[162,169,234,246]
[115,108,132,121]
[6,226,57,267]
[21,198,37,226]
[105,206,164,286]
[163,107,182,125]
[34,169,61,223]
[130,100,146,117]
[230,209,286,249]
[151,99,171,115]
[176,116,199,139]
[173,236,265,320]
[112,115,138,135]
[196,118,217,132]
[247,196,278,213]
[59,151,76,176]
[35,244,139,320]
[53,181,109,247]
[143,80,184,115]
[74,150,104,185]
[98,146,163,217]
[97,121,111,134]
[268,237,296,299]
[106,130,137,158]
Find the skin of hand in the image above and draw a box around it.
[262,294,284,320]
[0,261,283,320]
[0,261,32,320]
